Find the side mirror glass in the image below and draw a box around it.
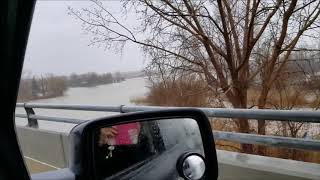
[177,153,206,180]
[94,118,204,179]
[69,109,218,180]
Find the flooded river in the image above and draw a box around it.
[15,77,148,133]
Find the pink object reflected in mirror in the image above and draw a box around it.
[108,122,141,145]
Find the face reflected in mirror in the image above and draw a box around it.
[93,118,204,180]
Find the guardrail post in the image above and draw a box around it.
[119,105,125,113]
[24,104,38,128]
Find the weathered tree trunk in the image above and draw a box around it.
[238,58,253,153]
[238,117,253,153]
[234,84,253,154]
[257,86,269,155]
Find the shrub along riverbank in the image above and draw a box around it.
[131,75,320,163]
[17,72,125,102]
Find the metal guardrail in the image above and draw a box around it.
[15,103,320,151]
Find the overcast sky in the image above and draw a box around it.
[23,1,145,76]
[24,1,319,77]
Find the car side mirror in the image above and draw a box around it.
[68,109,218,180]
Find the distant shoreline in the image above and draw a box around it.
[17,76,147,102]
[17,93,65,103]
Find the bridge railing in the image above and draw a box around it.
[15,103,320,151]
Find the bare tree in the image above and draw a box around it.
[267,51,320,160]
[47,75,68,96]
[69,0,320,153]
[39,75,48,97]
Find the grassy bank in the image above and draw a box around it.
[131,77,320,163]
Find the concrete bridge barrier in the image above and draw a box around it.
[15,125,320,179]
[16,126,69,168]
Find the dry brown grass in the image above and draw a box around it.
[265,147,320,163]
[247,87,312,109]
[131,77,212,107]
[211,119,320,163]
[131,78,320,163]
[212,119,320,163]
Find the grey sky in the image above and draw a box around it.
[23,1,319,77]
[24,1,145,76]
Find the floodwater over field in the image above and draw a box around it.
[15,76,320,137]
[15,77,148,133]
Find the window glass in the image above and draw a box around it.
[16,1,146,174]
[16,0,320,177]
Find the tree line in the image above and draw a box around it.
[18,72,125,101]
[68,72,124,87]
[18,74,68,102]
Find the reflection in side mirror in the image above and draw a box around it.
[93,118,204,180]
[68,109,218,180]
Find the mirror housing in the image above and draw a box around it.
[68,109,218,180]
